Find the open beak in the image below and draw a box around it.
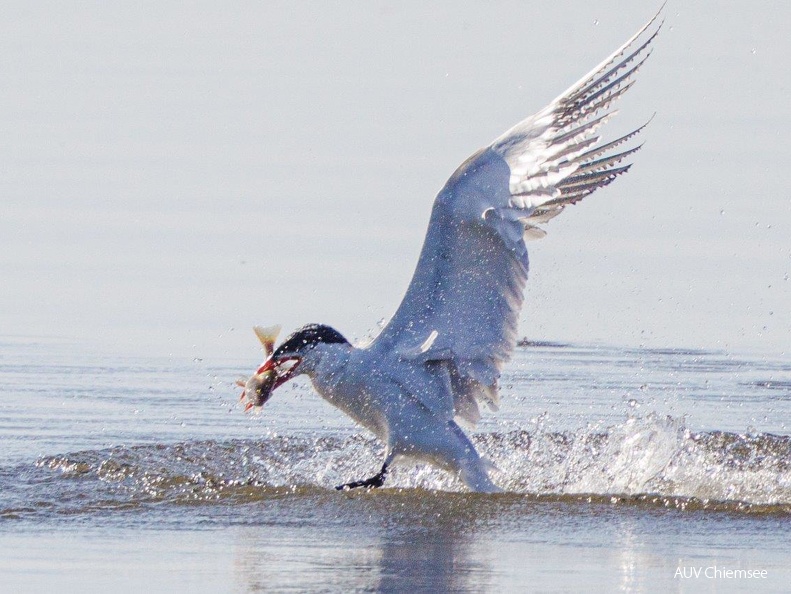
[261,355,302,389]
[255,357,276,375]
[238,355,302,411]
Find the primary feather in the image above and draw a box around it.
[369,11,662,426]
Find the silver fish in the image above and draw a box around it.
[241,369,277,409]
[237,325,281,412]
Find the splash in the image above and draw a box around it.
[484,413,791,507]
[4,414,790,520]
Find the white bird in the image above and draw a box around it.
[240,11,662,492]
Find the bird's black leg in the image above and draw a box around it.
[335,462,389,491]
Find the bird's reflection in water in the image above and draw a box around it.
[227,490,791,591]
[231,491,495,592]
[375,523,492,593]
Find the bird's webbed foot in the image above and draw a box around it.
[335,462,389,491]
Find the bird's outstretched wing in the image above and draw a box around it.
[369,10,662,425]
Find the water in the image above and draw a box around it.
[2,337,790,592]
[3,2,790,591]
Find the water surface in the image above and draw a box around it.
[2,338,789,592]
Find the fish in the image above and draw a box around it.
[236,325,281,412]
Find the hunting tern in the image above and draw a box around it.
[239,11,662,492]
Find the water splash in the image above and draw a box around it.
[4,414,790,521]
[486,414,791,506]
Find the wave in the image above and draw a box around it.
[3,414,791,519]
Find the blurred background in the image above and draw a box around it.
[2,1,789,360]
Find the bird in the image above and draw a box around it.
[239,10,662,492]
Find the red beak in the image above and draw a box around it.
[255,358,276,375]
[273,356,301,388]
[238,356,303,411]
[254,355,302,389]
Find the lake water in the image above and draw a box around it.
[1,337,790,592]
[3,2,791,592]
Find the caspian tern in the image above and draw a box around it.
[240,11,662,492]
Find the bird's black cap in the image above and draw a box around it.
[273,324,349,357]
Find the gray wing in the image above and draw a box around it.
[369,11,662,425]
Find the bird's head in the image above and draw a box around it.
[237,323,349,412]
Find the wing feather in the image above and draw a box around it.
[369,10,662,425]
